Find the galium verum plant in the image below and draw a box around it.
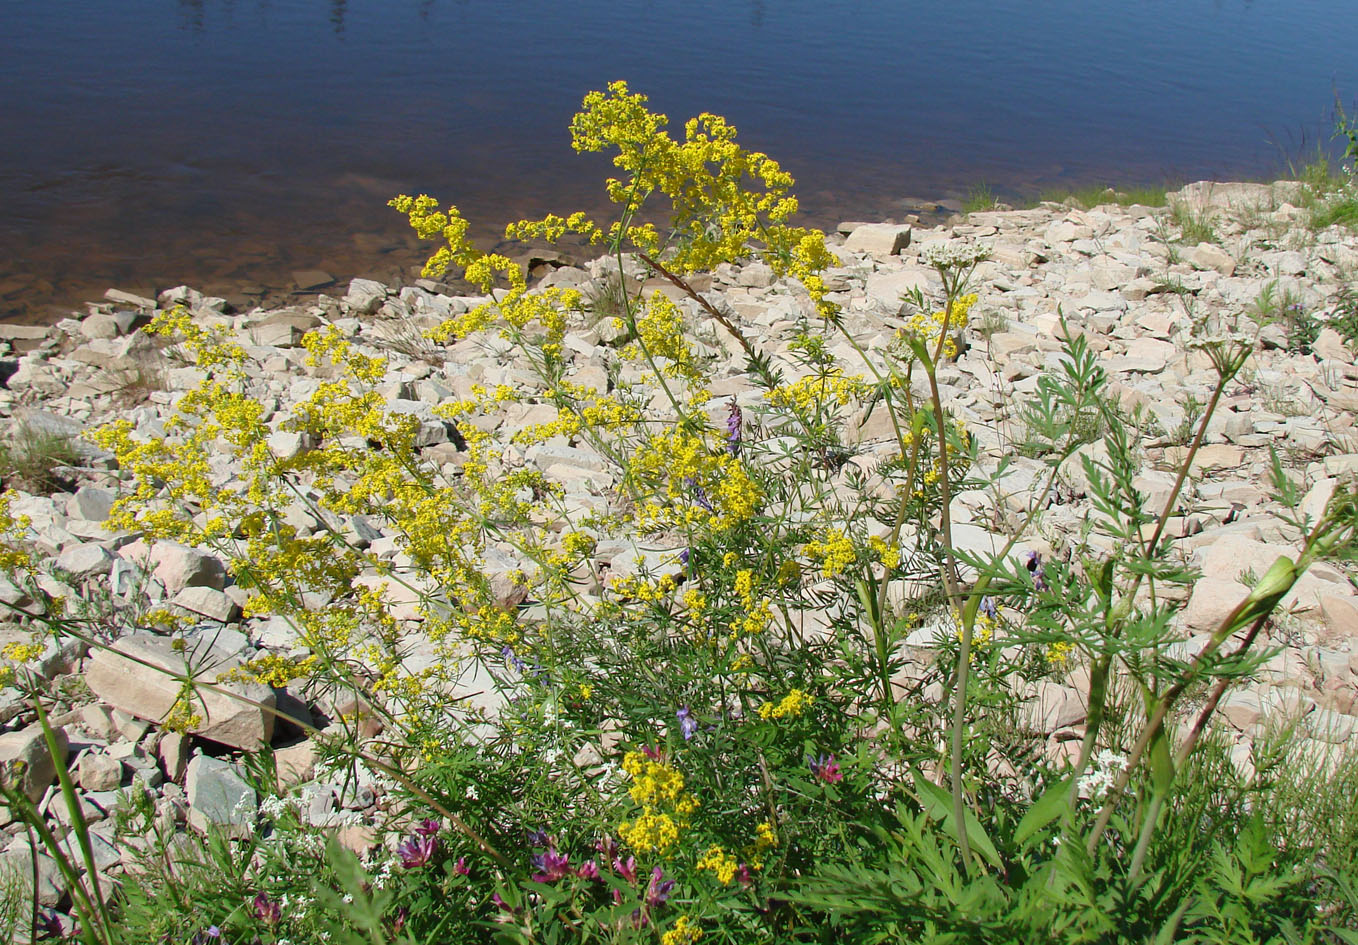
[0,81,1356,943]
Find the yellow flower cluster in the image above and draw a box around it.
[662,916,703,945]
[765,369,868,412]
[696,845,739,884]
[627,430,762,532]
[225,652,318,688]
[1046,640,1074,664]
[729,568,771,637]
[804,528,856,579]
[1,640,45,664]
[868,535,901,570]
[757,688,813,721]
[0,492,32,571]
[618,751,699,855]
[898,294,977,362]
[622,292,703,384]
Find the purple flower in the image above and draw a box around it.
[685,477,714,513]
[645,866,675,907]
[397,833,437,868]
[253,891,281,925]
[576,859,600,880]
[452,856,470,876]
[1024,551,1048,592]
[414,818,441,837]
[193,928,222,944]
[676,706,697,741]
[531,847,572,883]
[595,835,619,860]
[808,753,843,784]
[726,399,743,456]
[501,645,527,674]
[979,596,998,620]
[490,892,511,911]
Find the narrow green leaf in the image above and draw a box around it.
[912,772,1002,869]
[1014,778,1072,848]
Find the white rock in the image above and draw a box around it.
[55,542,115,579]
[149,541,226,594]
[1186,242,1236,276]
[0,722,67,803]
[171,585,240,623]
[844,224,912,259]
[345,278,388,316]
[84,634,274,750]
[186,755,256,834]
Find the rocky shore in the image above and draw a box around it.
[1,179,1357,920]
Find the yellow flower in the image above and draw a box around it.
[662,916,703,945]
[804,528,856,579]
[696,845,739,885]
[757,688,813,721]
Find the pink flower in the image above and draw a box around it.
[645,866,674,907]
[397,834,437,868]
[531,847,572,882]
[613,854,637,883]
[809,753,843,784]
[452,856,470,876]
[253,892,281,924]
[576,859,600,880]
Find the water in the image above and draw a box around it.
[3,0,1356,322]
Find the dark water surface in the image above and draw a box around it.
[3,0,1356,322]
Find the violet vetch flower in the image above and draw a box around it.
[414,818,441,837]
[452,856,470,876]
[726,399,743,456]
[645,866,675,907]
[685,477,714,512]
[577,859,600,880]
[527,828,552,848]
[397,833,437,868]
[1025,550,1048,591]
[253,891,281,925]
[532,847,572,882]
[676,706,697,741]
[808,752,843,784]
[595,835,619,860]
[979,596,998,620]
[192,928,222,945]
[501,645,527,674]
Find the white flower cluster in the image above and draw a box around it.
[1076,749,1129,801]
[919,240,992,270]
[258,793,307,819]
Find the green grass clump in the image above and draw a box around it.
[0,423,81,493]
[962,181,997,214]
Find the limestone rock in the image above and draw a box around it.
[844,224,912,259]
[345,278,388,316]
[185,755,256,834]
[149,541,227,594]
[0,722,68,803]
[76,752,124,792]
[1186,242,1236,276]
[170,585,240,623]
[84,634,274,750]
